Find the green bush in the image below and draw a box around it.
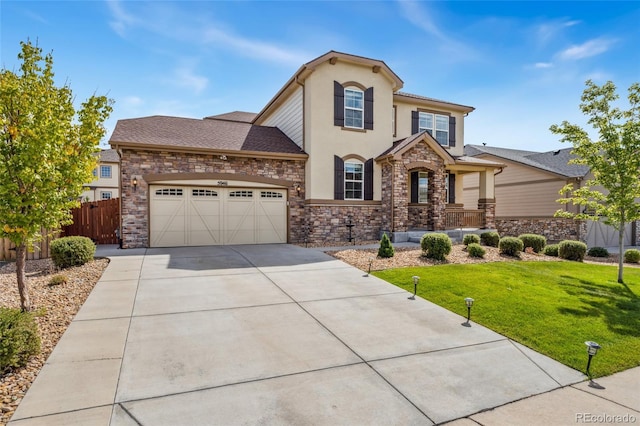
[518,234,546,253]
[49,274,67,286]
[480,231,500,247]
[463,234,480,246]
[421,233,452,261]
[624,249,640,263]
[378,233,395,258]
[499,237,524,257]
[587,247,609,258]
[467,243,486,258]
[558,240,587,262]
[50,236,95,269]
[0,308,41,371]
[543,244,559,257]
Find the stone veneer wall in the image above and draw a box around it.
[304,203,383,244]
[119,149,306,248]
[495,217,586,242]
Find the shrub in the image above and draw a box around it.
[49,274,68,286]
[543,244,559,257]
[378,233,395,258]
[421,233,452,261]
[499,237,524,257]
[624,249,640,264]
[0,308,41,371]
[463,234,480,246]
[480,231,500,247]
[518,234,546,253]
[50,236,95,269]
[587,247,609,258]
[467,243,485,258]
[558,240,587,262]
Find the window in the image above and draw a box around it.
[155,188,183,196]
[418,172,429,204]
[418,112,449,146]
[92,168,97,177]
[229,190,253,198]
[344,161,364,200]
[261,191,283,198]
[344,88,364,129]
[100,191,112,200]
[100,165,112,178]
[392,105,397,137]
[192,189,217,197]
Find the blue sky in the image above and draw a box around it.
[2,1,639,151]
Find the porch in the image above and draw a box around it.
[408,204,487,231]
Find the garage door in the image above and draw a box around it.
[150,186,287,247]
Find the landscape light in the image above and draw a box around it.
[584,341,601,378]
[409,275,419,300]
[464,297,474,324]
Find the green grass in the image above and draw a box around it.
[374,261,640,378]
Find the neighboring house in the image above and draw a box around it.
[109,51,504,248]
[462,144,637,247]
[81,149,120,201]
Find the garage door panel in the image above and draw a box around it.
[150,186,287,247]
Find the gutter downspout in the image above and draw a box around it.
[116,146,123,249]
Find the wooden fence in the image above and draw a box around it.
[62,198,120,244]
[0,233,53,262]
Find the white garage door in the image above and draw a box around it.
[150,186,287,247]
[585,219,632,248]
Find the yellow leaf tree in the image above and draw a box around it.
[0,40,113,311]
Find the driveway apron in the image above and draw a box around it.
[9,244,585,425]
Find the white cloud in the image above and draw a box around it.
[105,0,308,66]
[535,18,581,46]
[122,96,143,107]
[534,62,554,69]
[172,66,208,94]
[557,38,615,61]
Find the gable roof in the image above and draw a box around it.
[465,144,590,178]
[376,131,456,165]
[204,111,256,123]
[96,148,119,163]
[109,115,307,159]
[394,92,475,113]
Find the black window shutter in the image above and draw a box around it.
[334,155,344,200]
[334,81,344,127]
[410,171,418,203]
[411,111,419,134]
[364,87,374,130]
[449,116,456,147]
[448,173,456,204]
[364,158,373,200]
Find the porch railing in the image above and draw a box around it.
[445,209,485,229]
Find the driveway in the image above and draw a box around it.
[9,244,585,425]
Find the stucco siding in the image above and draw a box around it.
[304,60,395,201]
[262,86,303,148]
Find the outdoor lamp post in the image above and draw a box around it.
[465,297,474,323]
[409,276,419,300]
[585,341,601,378]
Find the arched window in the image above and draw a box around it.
[344,160,364,200]
[344,87,364,129]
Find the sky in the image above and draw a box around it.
[1,1,639,152]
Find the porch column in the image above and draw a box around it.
[393,162,408,232]
[478,170,496,229]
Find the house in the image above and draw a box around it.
[109,51,504,248]
[462,144,637,247]
[81,149,120,201]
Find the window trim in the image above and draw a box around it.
[100,165,112,179]
[344,87,364,129]
[418,111,450,146]
[344,160,364,200]
[100,191,112,200]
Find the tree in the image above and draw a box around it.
[0,40,112,311]
[551,80,640,283]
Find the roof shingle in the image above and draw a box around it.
[109,115,305,156]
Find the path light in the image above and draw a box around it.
[367,257,374,277]
[409,276,419,300]
[465,297,475,324]
[585,341,601,378]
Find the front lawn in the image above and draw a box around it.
[374,261,640,378]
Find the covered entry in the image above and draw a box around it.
[150,185,287,247]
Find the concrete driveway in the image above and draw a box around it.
[9,244,586,425]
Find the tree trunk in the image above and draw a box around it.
[618,224,625,284]
[16,243,32,312]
